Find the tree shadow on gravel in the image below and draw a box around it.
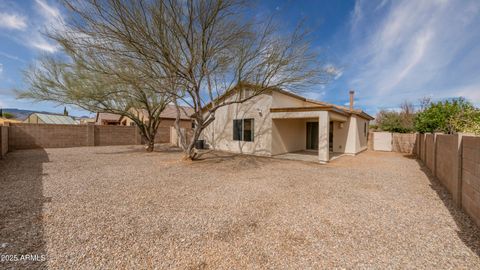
[0,148,50,269]
[95,144,183,155]
[410,155,480,257]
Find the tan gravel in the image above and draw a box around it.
[1,145,480,269]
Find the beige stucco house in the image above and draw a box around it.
[202,88,374,163]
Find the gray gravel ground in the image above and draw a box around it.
[1,145,480,269]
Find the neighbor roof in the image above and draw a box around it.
[117,105,194,122]
[31,113,77,124]
[159,105,193,120]
[95,113,121,123]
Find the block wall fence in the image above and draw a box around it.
[368,131,480,227]
[0,126,8,158]
[0,123,186,155]
[415,133,480,227]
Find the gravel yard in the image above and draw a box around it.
[1,145,480,269]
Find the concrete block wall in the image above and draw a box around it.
[392,133,416,154]
[425,134,435,174]
[0,125,8,159]
[415,133,480,228]
[94,126,137,146]
[154,127,170,143]
[435,135,461,205]
[9,123,89,150]
[7,123,171,150]
[462,136,480,227]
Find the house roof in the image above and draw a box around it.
[29,113,77,124]
[201,84,374,120]
[274,88,375,120]
[95,113,121,123]
[158,104,193,120]
[99,105,193,124]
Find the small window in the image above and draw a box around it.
[233,119,254,141]
[364,122,367,137]
[233,119,242,140]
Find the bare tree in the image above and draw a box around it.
[20,56,170,152]
[39,0,330,159]
[144,0,330,159]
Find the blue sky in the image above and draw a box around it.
[0,0,479,117]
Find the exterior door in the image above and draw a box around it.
[306,122,318,150]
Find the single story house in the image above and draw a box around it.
[95,113,122,125]
[24,113,78,125]
[96,105,193,129]
[202,88,374,163]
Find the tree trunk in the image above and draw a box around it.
[183,127,202,160]
[146,138,155,152]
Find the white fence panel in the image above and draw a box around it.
[373,132,392,151]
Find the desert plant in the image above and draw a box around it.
[414,98,480,134]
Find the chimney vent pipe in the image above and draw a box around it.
[349,90,355,111]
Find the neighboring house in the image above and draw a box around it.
[96,105,193,129]
[202,88,374,163]
[95,113,122,125]
[24,113,78,125]
[79,118,96,125]
[0,118,21,125]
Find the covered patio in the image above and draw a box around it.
[273,150,347,163]
[270,106,352,163]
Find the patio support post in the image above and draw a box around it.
[318,111,330,163]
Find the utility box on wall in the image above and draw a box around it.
[373,132,393,151]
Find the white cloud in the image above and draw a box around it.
[0,12,27,30]
[35,0,61,18]
[0,63,3,74]
[345,0,480,109]
[31,39,58,53]
[0,51,25,63]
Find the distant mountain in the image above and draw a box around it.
[1,108,89,120]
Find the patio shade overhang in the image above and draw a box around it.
[270,106,373,121]
[270,106,349,121]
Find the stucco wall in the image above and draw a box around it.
[462,136,480,227]
[271,118,307,155]
[332,121,348,153]
[0,126,8,158]
[203,92,273,156]
[344,117,358,153]
[356,116,368,151]
[271,91,307,108]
